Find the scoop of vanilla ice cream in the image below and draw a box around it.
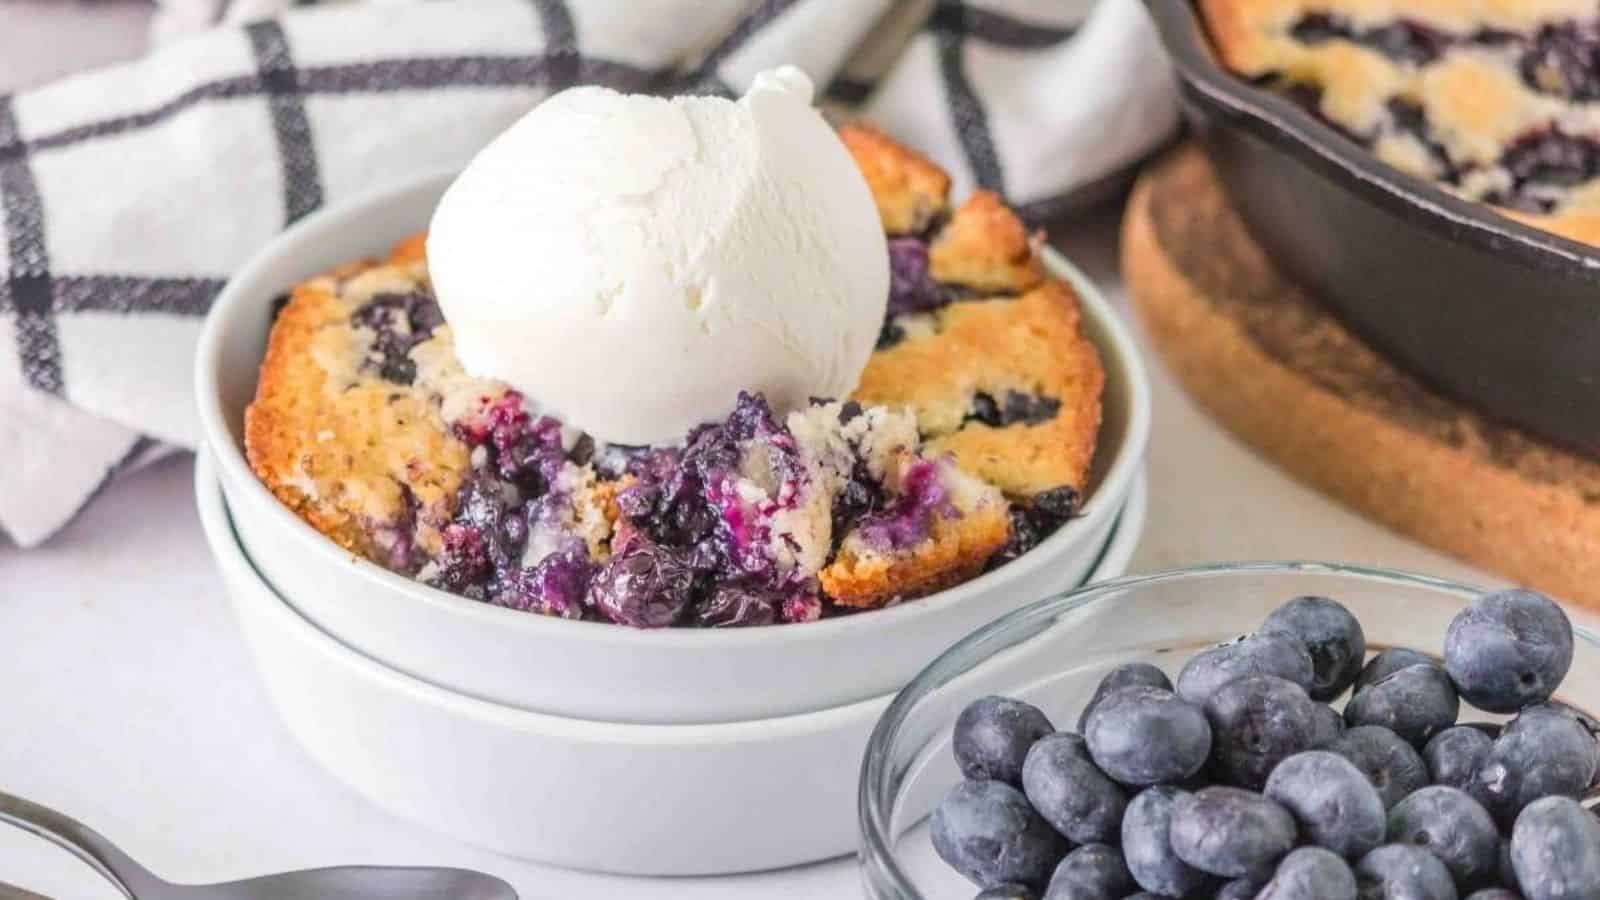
[427,66,889,446]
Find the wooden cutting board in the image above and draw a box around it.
[1122,144,1600,611]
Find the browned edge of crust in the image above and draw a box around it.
[1122,147,1600,611]
[820,502,1011,608]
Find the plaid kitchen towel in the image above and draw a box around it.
[0,0,1177,546]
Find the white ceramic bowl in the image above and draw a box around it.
[197,453,1147,874]
[194,171,1151,725]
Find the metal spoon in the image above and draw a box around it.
[0,791,518,900]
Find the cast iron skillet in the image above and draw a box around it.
[1144,0,1600,457]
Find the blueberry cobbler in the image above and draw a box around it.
[245,125,1104,628]
[1201,0,1600,244]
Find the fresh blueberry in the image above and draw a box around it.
[1355,648,1435,694]
[1328,726,1431,809]
[1499,839,1521,895]
[1022,733,1126,845]
[1262,596,1367,701]
[1121,786,1211,898]
[1216,878,1265,899]
[1463,891,1521,900]
[1205,674,1322,790]
[1084,686,1212,786]
[1312,701,1347,748]
[1510,797,1600,900]
[931,779,1068,890]
[1444,589,1573,714]
[1388,786,1500,889]
[1257,846,1358,900]
[1476,703,1599,823]
[1041,844,1133,900]
[1344,663,1460,746]
[1169,787,1297,879]
[976,885,1037,900]
[954,696,1056,786]
[1264,750,1386,859]
[1076,662,1173,732]
[1176,633,1315,705]
[1354,845,1458,900]
[1423,726,1495,794]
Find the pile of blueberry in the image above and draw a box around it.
[931,590,1600,899]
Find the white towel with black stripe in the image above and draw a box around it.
[0,0,1176,547]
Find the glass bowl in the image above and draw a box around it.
[857,561,1600,899]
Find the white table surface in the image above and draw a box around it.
[0,214,1523,899]
[0,8,1534,896]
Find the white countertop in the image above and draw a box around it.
[0,215,1517,899]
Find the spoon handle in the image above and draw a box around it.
[0,790,165,899]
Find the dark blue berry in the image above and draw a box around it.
[1344,663,1460,746]
[1311,701,1347,748]
[1122,786,1211,898]
[1444,589,1573,715]
[1265,751,1386,859]
[1463,890,1521,900]
[1084,686,1212,786]
[1356,648,1435,694]
[954,697,1056,786]
[1022,733,1126,845]
[1042,844,1132,900]
[1328,726,1430,810]
[1169,787,1297,880]
[1500,839,1521,896]
[490,543,593,619]
[1205,674,1322,790]
[1424,726,1494,794]
[1388,786,1500,889]
[1257,847,1358,900]
[1217,878,1265,899]
[1511,797,1600,900]
[1262,596,1367,701]
[931,780,1068,891]
[1176,633,1315,705]
[694,582,781,627]
[976,885,1037,900]
[886,236,945,316]
[1354,845,1457,900]
[587,537,694,627]
[1077,662,1173,732]
[1476,703,1598,823]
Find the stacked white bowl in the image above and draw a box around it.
[193,173,1152,874]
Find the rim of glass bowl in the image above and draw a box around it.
[856,560,1600,900]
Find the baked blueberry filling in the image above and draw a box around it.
[857,459,955,550]
[966,390,1062,428]
[412,384,1080,625]
[353,290,445,385]
[1289,13,1446,65]
[1488,129,1600,212]
[1522,23,1600,100]
[991,485,1080,567]
[887,236,947,316]
[876,319,907,350]
[1386,98,1460,184]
